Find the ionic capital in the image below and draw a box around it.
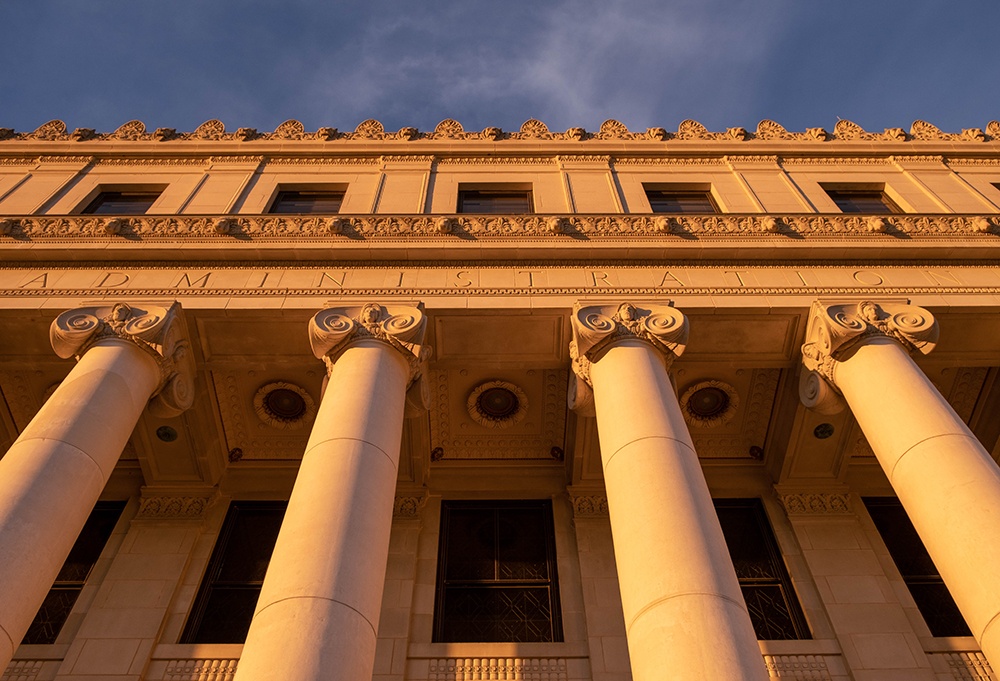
[49,302,196,417]
[309,301,430,386]
[800,300,938,413]
[568,302,688,414]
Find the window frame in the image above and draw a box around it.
[456,185,534,214]
[642,183,720,213]
[79,187,166,215]
[181,501,287,644]
[714,498,811,640]
[821,183,902,214]
[433,499,563,643]
[266,187,347,214]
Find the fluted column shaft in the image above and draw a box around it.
[0,302,192,670]
[234,303,426,681]
[570,303,766,681]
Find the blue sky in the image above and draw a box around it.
[2,0,997,135]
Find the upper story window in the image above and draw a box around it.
[23,501,125,644]
[823,185,901,213]
[457,188,533,214]
[864,497,970,637]
[182,501,287,643]
[644,184,719,213]
[715,499,810,640]
[81,189,163,215]
[434,500,562,643]
[268,189,345,214]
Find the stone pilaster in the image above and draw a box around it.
[569,301,766,681]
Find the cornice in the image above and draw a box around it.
[3,117,998,145]
[0,213,996,241]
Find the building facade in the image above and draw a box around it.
[0,116,999,680]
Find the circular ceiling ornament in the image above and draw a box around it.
[679,380,739,428]
[253,381,316,430]
[467,380,528,429]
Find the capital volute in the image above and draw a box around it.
[309,302,431,409]
[50,302,196,417]
[800,299,938,414]
[568,301,688,415]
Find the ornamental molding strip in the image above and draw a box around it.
[1,214,996,241]
[393,494,427,519]
[308,302,430,389]
[136,494,217,520]
[50,302,196,418]
[568,301,687,414]
[799,300,938,414]
[569,493,610,518]
[776,491,853,516]
[3,117,999,143]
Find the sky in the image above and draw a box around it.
[2,0,998,136]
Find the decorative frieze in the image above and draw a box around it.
[50,302,196,418]
[777,492,852,516]
[0,213,996,241]
[393,495,426,518]
[800,300,938,414]
[570,494,609,518]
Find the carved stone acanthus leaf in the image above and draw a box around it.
[308,302,430,389]
[777,492,852,516]
[136,494,216,520]
[49,302,196,417]
[799,300,938,413]
[570,494,609,518]
[568,301,688,413]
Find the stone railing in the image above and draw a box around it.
[928,651,994,681]
[0,213,997,242]
[762,654,850,680]
[147,658,238,681]
[0,660,44,681]
[427,657,569,681]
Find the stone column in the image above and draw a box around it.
[569,302,766,681]
[801,299,1000,670]
[0,302,193,669]
[234,303,428,681]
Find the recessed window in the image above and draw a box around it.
[457,189,533,213]
[82,190,162,215]
[644,186,719,213]
[715,499,810,640]
[434,500,562,643]
[182,501,287,643]
[823,186,901,214]
[269,189,345,214]
[864,498,970,637]
[22,502,125,644]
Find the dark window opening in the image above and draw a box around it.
[182,501,287,643]
[864,498,970,637]
[269,189,345,214]
[434,500,562,643]
[645,188,718,213]
[457,189,533,214]
[82,190,161,215]
[824,188,901,214]
[22,501,125,644]
[715,499,810,640]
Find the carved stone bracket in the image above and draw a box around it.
[776,490,852,516]
[568,301,688,415]
[393,494,427,519]
[49,301,196,417]
[309,303,431,409]
[800,300,938,414]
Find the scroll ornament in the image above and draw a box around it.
[49,302,196,417]
[308,302,431,412]
[800,300,938,414]
[568,302,688,415]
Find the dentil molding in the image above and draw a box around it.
[568,301,688,415]
[49,302,196,417]
[799,300,938,414]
